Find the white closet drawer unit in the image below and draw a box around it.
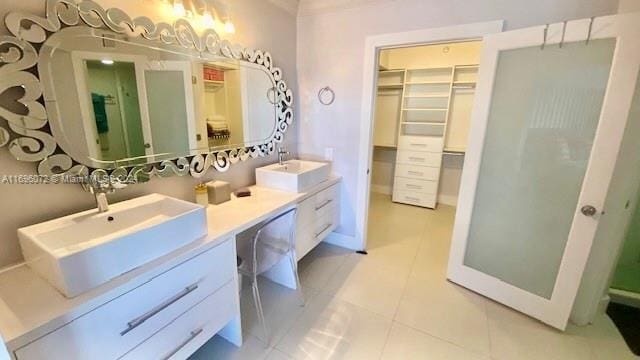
[395,164,440,181]
[398,135,444,152]
[15,240,235,360]
[392,190,437,208]
[394,177,438,195]
[396,150,442,167]
[120,281,237,360]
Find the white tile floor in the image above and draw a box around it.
[191,193,637,360]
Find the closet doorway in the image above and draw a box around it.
[359,14,640,332]
[371,41,480,208]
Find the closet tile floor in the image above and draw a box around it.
[191,193,637,360]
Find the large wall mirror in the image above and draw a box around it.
[0,0,293,181]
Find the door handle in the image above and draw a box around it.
[581,205,598,217]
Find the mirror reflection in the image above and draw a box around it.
[40,27,277,169]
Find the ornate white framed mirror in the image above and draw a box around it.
[0,0,293,185]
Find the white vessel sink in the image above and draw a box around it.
[18,194,207,298]
[256,159,330,192]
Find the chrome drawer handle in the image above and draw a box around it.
[121,283,199,336]
[406,184,422,189]
[407,171,424,176]
[405,196,420,202]
[410,143,427,147]
[315,199,333,211]
[162,328,203,360]
[408,157,425,162]
[315,223,332,238]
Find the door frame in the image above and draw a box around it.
[447,13,640,330]
[70,51,151,161]
[141,60,199,153]
[355,20,504,251]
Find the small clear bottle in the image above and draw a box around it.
[195,183,209,206]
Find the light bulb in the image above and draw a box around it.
[173,0,186,17]
[101,59,114,65]
[202,10,215,28]
[224,20,235,34]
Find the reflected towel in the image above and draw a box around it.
[91,93,109,134]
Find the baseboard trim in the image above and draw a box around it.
[438,194,458,207]
[610,288,640,308]
[371,184,392,195]
[323,232,360,251]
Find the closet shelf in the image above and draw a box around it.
[378,84,404,89]
[404,94,450,98]
[444,148,466,155]
[405,81,452,85]
[402,108,447,111]
[401,121,445,126]
[407,66,453,71]
[455,64,479,69]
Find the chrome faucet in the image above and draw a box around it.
[87,179,126,213]
[95,191,110,213]
[278,147,290,165]
[88,185,112,213]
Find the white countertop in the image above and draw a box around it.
[0,176,341,350]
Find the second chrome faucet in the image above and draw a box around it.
[278,147,290,165]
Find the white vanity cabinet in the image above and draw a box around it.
[295,182,341,260]
[13,239,239,360]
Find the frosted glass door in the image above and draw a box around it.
[448,14,640,330]
[464,39,614,299]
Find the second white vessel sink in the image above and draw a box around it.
[256,159,330,192]
[18,194,207,298]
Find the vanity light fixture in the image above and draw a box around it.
[223,19,236,34]
[202,7,216,28]
[172,0,186,17]
[101,59,114,65]
[167,0,235,33]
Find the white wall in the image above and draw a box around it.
[0,0,297,268]
[618,0,640,12]
[296,0,620,240]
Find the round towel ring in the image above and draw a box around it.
[318,86,335,105]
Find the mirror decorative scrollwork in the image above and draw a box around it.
[0,0,293,184]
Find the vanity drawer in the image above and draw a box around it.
[394,177,438,195]
[398,135,443,152]
[120,281,237,360]
[392,190,437,208]
[15,240,235,360]
[314,183,339,209]
[395,164,440,181]
[297,183,340,229]
[296,203,339,260]
[396,150,442,167]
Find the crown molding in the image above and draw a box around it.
[267,0,299,16]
